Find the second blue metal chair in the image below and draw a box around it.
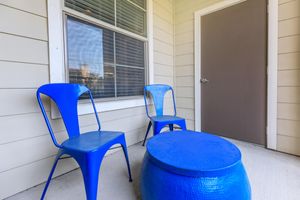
[37,83,132,200]
[142,84,187,146]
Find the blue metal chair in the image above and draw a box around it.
[36,83,132,200]
[142,84,187,146]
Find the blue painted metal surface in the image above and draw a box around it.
[143,84,186,145]
[37,83,132,200]
[140,131,251,200]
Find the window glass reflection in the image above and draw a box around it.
[67,17,115,98]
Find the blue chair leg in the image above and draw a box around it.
[142,121,152,146]
[79,153,102,200]
[169,124,174,131]
[120,140,133,182]
[153,123,164,136]
[179,120,187,130]
[40,150,63,200]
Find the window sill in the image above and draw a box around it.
[51,97,146,119]
[78,97,146,115]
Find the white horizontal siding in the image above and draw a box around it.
[278,17,300,38]
[278,52,300,70]
[278,0,300,20]
[279,0,294,4]
[278,103,300,120]
[154,75,173,86]
[278,119,300,138]
[0,89,49,116]
[176,76,193,87]
[0,155,78,200]
[175,42,193,56]
[176,86,193,98]
[153,15,173,35]
[277,135,300,155]
[278,69,300,86]
[0,106,147,145]
[277,0,300,155]
[176,97,194,109]
[278,35,300,54]
[0,61,48,89]
[154,64,173,77]
[0,113,147,173]
[154,27,173,45]
[154,40,173,56]
[177,108,194,120]
[0,4,47,40]
[0,0,47,17]
[175,65,193,77]
[153,0,174,87]
[154,52,173,66]
[0,113,51,145]
[278,86,300,103]
[0,33,48,64]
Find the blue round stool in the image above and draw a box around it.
[140,131,251,200]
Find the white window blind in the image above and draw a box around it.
[65,0,147,37]
[65,0,115,25]
[115,33,145,96]
[116,0,147,36]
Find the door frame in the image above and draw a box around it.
[194,0,278,150]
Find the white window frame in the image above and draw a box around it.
[47,0,153,118]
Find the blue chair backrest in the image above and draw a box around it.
[37,83,101,147]
[144,84,176,117]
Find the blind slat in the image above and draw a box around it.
[129,0,146,9]
[116,66,145,97]
[116,33,145,68]
[116,0,147,36]
[65,0,115,25]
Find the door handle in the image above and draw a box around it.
[200,78,209,84]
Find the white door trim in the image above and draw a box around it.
[194,0,278,150]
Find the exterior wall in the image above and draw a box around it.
[0,0,175,198]
[174,0,222,130]
[277,0,300,155]
[153,0,174,86]
[153,0,175,114]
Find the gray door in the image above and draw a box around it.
[201,0,267,145]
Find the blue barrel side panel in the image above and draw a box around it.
[140,153,251,200]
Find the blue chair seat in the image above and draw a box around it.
[62,131,124,152]
[150,115,185,123]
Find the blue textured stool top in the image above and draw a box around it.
[146,130,242,177]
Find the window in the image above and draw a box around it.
[47,0,153,115]
[64,0,147,99]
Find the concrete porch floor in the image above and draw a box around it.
[6,139,300,200]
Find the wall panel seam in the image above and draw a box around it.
[154,49,174,57]
[0,31,48,42]
[277,133,300,139]
[278,0,298,6]
[0,3,47,18]
[278,51,300,55]
[278,16,300,22]
[0,59,49,66]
